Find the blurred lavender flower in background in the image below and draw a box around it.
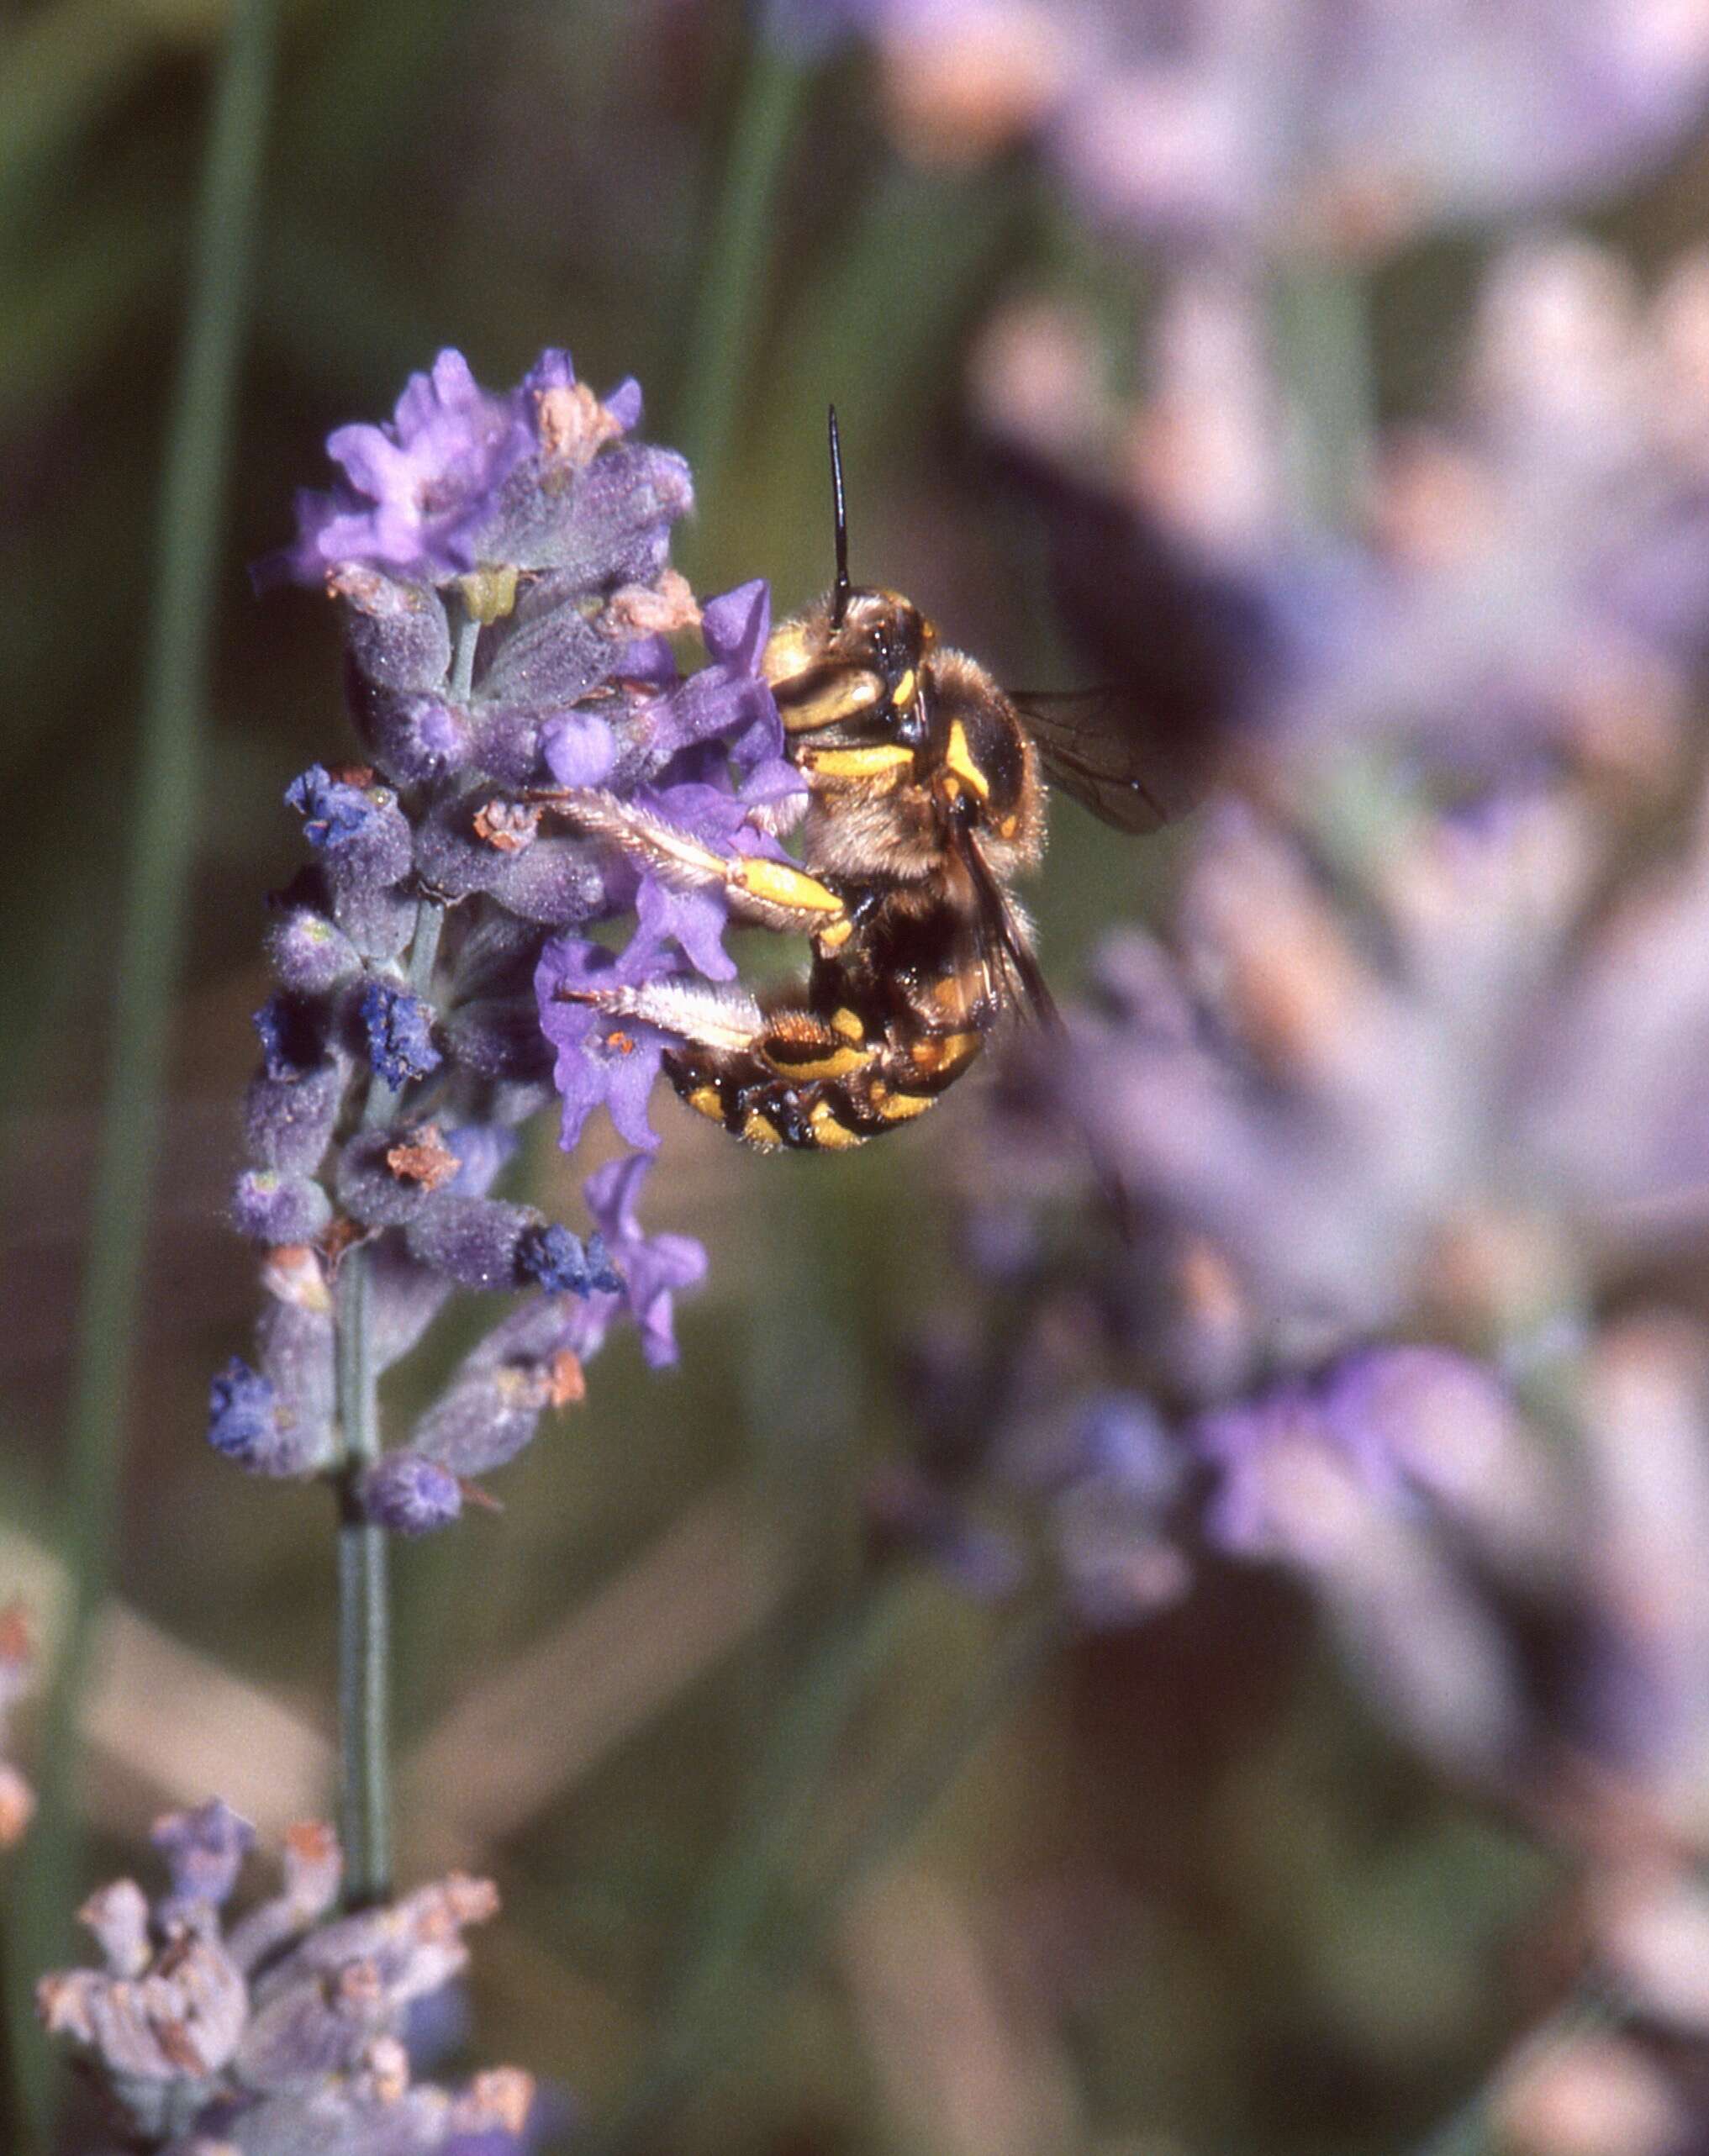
[815,0,1709,255]
[904,226,1709,1898]
[36,1800,532,2154]
[978,239,1709,792]
[219,347,781,1530]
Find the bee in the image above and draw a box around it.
[546,412,1190,1151]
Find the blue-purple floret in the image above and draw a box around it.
[518,1222,620,1298]
[360,982,443,1089]
[207,1358,279,1466]
[216,344,739,1524]
[286,762,378,848]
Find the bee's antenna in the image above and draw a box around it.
[828,404,852,628]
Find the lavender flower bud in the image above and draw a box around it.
[331,878,418,961]
[231,1168,334,1247]
[348,672,472,787]
[244,1056,343,1175]
[286,766,412,890]
[336,1125,455,1230]
[152,1797,256,1918]
[208,1357,283,1468]
[440,996,556,1081]
[208,1308,335,1480]
[361,1454,463,1536]
[471,577,613,710]
[518,1222,618,1296]
[403,1197,535,1290]
[483,836,606,926]
[410,1352,584,1480]
[330,567,453,692]
[265,907,361,994]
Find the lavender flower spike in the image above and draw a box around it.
[222,343,738,1532]
[38,1811,530,2153]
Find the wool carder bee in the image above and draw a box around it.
[545,414,1192,1151]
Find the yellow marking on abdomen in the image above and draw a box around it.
[910,1030,981,1075]
[801,745,914,781]
[892,667,916,709]
[762,1041,869,1080]
[945,719,990,800]
[741,1111,783,1148]
[808,1102,866,1150]
[869,1089,936,1121]
[735,858,845,914]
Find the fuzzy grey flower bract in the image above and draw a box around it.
[217,347,773,1530]
[37,1804,534,2154]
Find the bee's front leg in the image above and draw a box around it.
[525,787,849,938]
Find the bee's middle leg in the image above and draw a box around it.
[529,787,849,936]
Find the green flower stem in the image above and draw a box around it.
[448,610,479,705]
[336,886,448,1906]
[335,1247,389,1906]
[7,4,278,2145]
[673,19,812,575]
[333,1110,392,1908]
[587,1597,1066,2154]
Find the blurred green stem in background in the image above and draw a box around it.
[1272,255,1376,525]
[1409,1987,1617,2156]
[672,8,814,577]
[3,4,280,2145]
[662,1570,920,2025]
[585,1592,1067,2154]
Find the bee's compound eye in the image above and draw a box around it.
[774,662,887,735]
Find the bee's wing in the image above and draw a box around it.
[951,820,1064,1036]
[1010,686,1205,836]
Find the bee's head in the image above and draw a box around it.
[760,410,937,757]
[761,586,933,752]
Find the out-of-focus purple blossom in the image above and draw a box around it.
[1042,763,1709,1395]
[0,1603,34,1848]
[978,242,1709,793]
[824,1,1709,256]
[38,1806,530,2154]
